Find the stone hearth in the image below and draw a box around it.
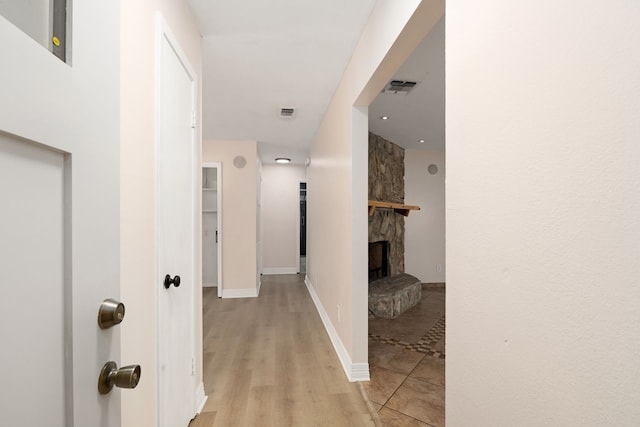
[368,273,422,319]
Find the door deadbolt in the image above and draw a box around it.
[98,361,141,395]
[98,299,125,329]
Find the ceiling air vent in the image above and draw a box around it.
[382,80,417,95]
[280,107,296,118]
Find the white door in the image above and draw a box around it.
[157,18,197,427]
[0,4,121,427]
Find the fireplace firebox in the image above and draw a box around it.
[368,241,389,282]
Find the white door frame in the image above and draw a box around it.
[202,162,223,297]
[156,14,198,423]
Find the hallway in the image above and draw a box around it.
[192,274,377,427]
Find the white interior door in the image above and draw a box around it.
[157,18,197,427]
[0,4,121,427]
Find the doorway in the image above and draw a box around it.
[299,182,307,274]
[363,14,446,426]
[202,163,222,297]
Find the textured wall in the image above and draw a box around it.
[447,0,640,425]
[368,132,405,276]
[261,164,306,273]
[405,149,445,283]
[202,140,258,294]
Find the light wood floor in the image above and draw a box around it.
[191,274,378,427]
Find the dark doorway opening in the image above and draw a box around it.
[299,182,307,273]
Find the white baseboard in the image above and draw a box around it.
[351,363,370,382]
[222,288,258,298]
[304,276,370,382]
[195,382,207,414]
[262,267,298,275]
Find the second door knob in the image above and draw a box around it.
[164,274,181,289]
[98,361,141,394]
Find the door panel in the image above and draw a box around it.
[0,3,121,426]
[158,23,196,427]
[0,135,68,426]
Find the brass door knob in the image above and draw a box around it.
[98,361,141,394]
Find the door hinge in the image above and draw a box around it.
[191,358,195,376]
[191,111,196,128]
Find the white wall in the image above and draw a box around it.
[203,139,259,297]
[306,0,444,380]
[447,1,640,425]
[261,164,306,274]
[120,1,202,426]
[405,149,445,283]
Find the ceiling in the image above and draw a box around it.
[369,17,444,152]
[186,1,444,164]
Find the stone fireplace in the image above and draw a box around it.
[368,132,405,275]
[368,132,421,319]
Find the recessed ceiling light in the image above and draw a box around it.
[275,158,291,164]
[419,139,425,143]
[380,116,389,120]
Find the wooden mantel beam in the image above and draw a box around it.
[368,200,421,217]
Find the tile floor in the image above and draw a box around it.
[362,286,445,427]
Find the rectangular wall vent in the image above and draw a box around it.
[280,107,295,117]
[382,80,417,95]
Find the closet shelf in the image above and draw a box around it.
[368,200,420,217]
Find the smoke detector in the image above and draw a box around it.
[280,107,296,118]
[382,80,418,95]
